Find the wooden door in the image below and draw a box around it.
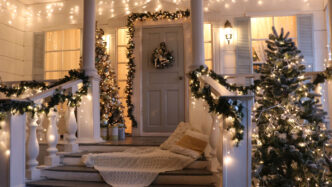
[142,26,185,132]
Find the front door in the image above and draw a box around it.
[142,26,185,133]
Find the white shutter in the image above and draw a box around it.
[235,17,252,74]
[297,14,314,72]
[32,32,45,80]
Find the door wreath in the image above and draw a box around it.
[151,42,175,69]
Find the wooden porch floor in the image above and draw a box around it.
[79,136,168,146]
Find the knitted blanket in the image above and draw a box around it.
[82,147,194,187]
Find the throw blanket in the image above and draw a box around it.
[82,147,195,187]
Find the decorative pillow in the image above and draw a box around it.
[160,122,190,150]
[169,130,208,159]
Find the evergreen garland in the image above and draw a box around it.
[0,70,89,121]
[126,10,190,128]
[189,66,245,146]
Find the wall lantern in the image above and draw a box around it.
[224,20,233,45]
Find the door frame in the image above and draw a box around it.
[132,22,191,136]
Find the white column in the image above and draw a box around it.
[83,0,97,77]
[190,0,205,70]
[327,0,332,127]
[78,0,102,143]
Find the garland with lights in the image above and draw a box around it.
[151,42,175,69]
[126,10,190,128]
[0,70,89,121]
[189,66,245,146]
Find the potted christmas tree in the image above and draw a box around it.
[95,27,125,141]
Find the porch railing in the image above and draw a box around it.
[0,78,83,185]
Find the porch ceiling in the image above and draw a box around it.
[20,0,325,13]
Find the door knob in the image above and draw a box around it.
[179,76,183,80]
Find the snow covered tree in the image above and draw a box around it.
[252,27,331,186]
[95,28,124,127]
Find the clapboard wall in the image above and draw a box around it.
[0,0,33,82]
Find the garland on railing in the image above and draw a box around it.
[189,65,332,146]
[0,70,89,121]
[189,66,245,146]
[126,10,190,128]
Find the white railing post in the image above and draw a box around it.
[64,107,79,152]
[208,112,222,172]
[45,108,60,166]
[26,114,40,180]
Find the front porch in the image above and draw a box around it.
[0,0,331,186]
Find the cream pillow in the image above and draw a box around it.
[160,122,190,150]
[169,130,208,159]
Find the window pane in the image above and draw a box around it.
[63,29,81,50]
[117,28,129,45]
[274,16,297,38]
[251,17,273,39]
[252,41,267,62]
[63,51,80,70]
[45,31,63,51]
[45,71,62,80]
[205,60,212,70]
[117,47,128,63]
[45,52,62,71]
[124,117,132,134]
[117,64,128,80]
[204,24,211,42]
[118,81,127,98]
[204,43,212,60]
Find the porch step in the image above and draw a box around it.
[40,165,215,185]
[26,179,215,187]
[58,151,209,169]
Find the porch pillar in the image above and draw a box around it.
[190,0,205,70]
[77,0,102,143]
[327,0,332,127]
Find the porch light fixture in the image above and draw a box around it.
[224,20,233,44]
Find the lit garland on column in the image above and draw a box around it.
[189,66,245,146]
[95,27,124,127]
[0,70,89,121]
[251,28,332,186]
[126,10,190,128]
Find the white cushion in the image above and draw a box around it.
[160,122,190,150]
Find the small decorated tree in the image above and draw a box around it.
[252,28,331,186]
[95,28,124,127]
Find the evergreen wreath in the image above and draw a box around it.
[151,42,174,69]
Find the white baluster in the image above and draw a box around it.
[64,107,79,152]
[208,112,222,172]
[44,109,60,166]
[26,115,40,180]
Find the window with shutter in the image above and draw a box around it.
[250,16,298,73]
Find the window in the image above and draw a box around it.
[44,29,81,79]
[116,27,131,134]
[251,16,297,73]
[204,23,213,69]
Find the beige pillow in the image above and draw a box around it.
[160,122,190,150]
[169,130,208,159]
